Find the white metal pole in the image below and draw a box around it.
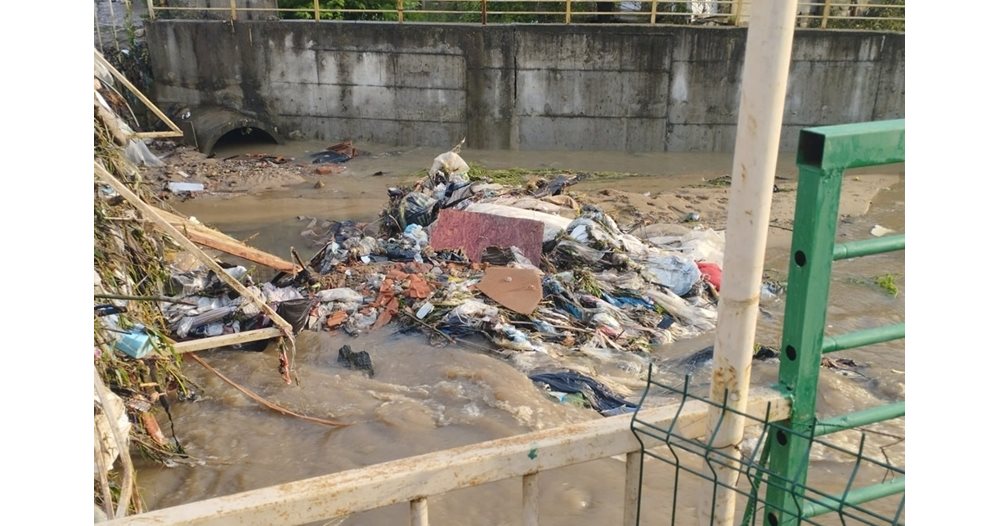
[698,1,799,525]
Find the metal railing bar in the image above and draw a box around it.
[832,234,904,260]
[822,323,904,353]
[144,1,905,27]
[800,476,905,519]
[814,402,905,436]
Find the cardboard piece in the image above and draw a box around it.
[476,267,543,315]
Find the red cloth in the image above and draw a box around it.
[697,262,722,291]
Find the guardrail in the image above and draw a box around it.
[104,387,790,525]
[140,1,904,30]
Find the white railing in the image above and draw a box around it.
[105,387,790,525]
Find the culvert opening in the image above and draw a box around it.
[210,126,278,157]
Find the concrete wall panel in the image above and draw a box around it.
[146,21,904,152]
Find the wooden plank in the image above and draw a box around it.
[623,451,641,526]
[152,208,299,273]
[522,473,539,526]
[134,130,184,139]
[94,162,293,338]
[409,498,428,526]
[170,328,283,354]
[94,50,184,137]
[105,388,789,525]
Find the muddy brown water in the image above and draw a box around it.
[139,140,904,524]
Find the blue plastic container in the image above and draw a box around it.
[114,325,153,359]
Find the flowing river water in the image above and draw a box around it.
[134,139,904,524]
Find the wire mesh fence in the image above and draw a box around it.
[629,369,904,525]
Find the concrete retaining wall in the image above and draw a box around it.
[146,21,904,152]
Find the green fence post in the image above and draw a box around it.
[763,161,844,526]
[762,120,905,525]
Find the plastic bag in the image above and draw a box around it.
[124,139,165,168]
[428,151,470,179]
[316,288,363,304]
[642,253,700,296]
[680,228,726,266]
[402,192,439,227]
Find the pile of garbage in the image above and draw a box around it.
[156,145,743,414]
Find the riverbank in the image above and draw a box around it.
[124,140,903,523]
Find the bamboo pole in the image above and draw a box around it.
[821,0,832,28]
[229,0,237,20]
[397,0,404,22]
[699,1,799,525]
[107,0,121,52]
[564,0,571,24]
[314,0,320,20]
[146,0,156,21]
[650,0,658,24]
[95,7,104,48]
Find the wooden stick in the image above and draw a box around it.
[95,293,196,306]
[141,412,168,448]
[134,130,185,139]
[95,98,130,146]
[290,247,313,281]
[94,163,293,336]
[152,207,299,273]
[170,328,283,354]
[186,353,349,428]
[399,310,455,344]
[93,50,184,137]
[95,162,298,383]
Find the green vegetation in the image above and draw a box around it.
[874,273,900,297]
[466,164,562,185]
[825,0,904,32]
[465,163,641,185]
[277,0,419,21]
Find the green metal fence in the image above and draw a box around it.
[763,119,904,525]
[630,119,905,525]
